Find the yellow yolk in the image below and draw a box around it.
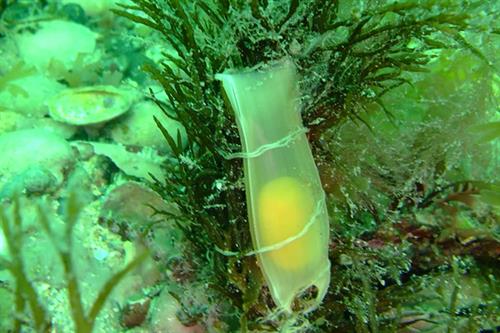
[258,177,321,271]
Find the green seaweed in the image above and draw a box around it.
[0,198,49,332]
[0,178,148,333]
[113,0,499,331]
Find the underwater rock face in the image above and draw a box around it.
[0,129,74,188]
[100,181,172,240]
[82,142,166,183]
[0,1,498,332]
[60,0,118,17]
[0,111,30,134]
[0,111,76,138]
[0,74,66,117]
[0,167,57,199]
[30,118,77,139]
[149,289,204,333]
[47,85,140,126]
[14,20,98,72]
[109,100,187,153]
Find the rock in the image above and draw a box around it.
[47,85,141,126]
[120,295,151,329]
[31,118,77,139]
[81,142,166,183]
[109,101,187,153]
[100,181,172,240]
[149,289,205,333]
[71,141,95,161]
[0,167,57,199]
[60,0,118,17]
[0,111,30,134]
[14,20,98,72]
[0,111,76,139]
[0,36,24,77]
[0,74,66,117]
[0,129,75,188]
[60,3,87,24]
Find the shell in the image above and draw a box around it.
[47,85,140,125]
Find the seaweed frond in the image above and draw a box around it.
[0,197,50,332]
[114,0,499,330]
[0,180,148,333]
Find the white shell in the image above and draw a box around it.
[47,85,140,125]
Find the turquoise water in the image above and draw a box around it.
[0,1,498,332]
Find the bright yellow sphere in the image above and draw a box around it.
[257,176,320,271]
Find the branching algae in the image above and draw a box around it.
[0,181,147,333]
[113,0,500,331]
[217,60,330,312]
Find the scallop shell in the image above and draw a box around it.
[47,85,140,125]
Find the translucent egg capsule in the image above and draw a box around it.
[216,60,330,312]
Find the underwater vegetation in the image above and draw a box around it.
[0,181,147,333]
[0,0,499,332]
[113,0,499,331]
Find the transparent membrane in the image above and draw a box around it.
[216,60,331,312]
